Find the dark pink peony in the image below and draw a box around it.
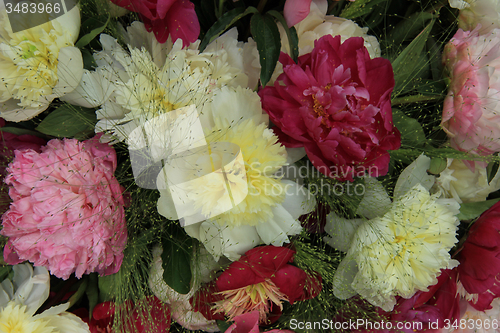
[110,0,199,45]
[457,200,500,311]
[0,118,46,215]
[1,135,127,280]
[259,35,400,181]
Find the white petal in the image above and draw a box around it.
[394,154,435,199]
[280,180,316,219]
[42,311,91,333]
[50,47,84,98]
[256,204,302,246]
[220,224,261,261]
[356,177,391,219]
[285,147,306,164]
[324,213,364,252]
[332,254,358,300]
[13,264,50,316]
[51,6,81,42]
[60,68,114,108]
[0,99,47,122]
[0,280,14,309]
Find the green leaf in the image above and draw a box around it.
[250,13,281,87]
[199,7,258,51]
[487,160,500,185]
[36,105,96,138]
[340,0,386,19]
[391,108,426,146]
[68,276,88,308]
[161,230,193,295]
[392,19,435,96]
[86,273,99,320]
[457,199,500,221]
[267,10,298,62]
[386,11,436,46]
[81,49,97,70]
[76,15,110,48]
[217,320,232,332]
[427,157,447,175]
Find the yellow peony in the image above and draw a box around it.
[348,183,460,311]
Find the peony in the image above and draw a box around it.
[280,0,380,58]
[63,25,249,143]
[0,5,83,122]
[0,263,91,333]
[85,297,171,333]
[259,35,400,181]
[452,298,500,333]
[0,118,46,215]
[457,200,500,311]
[441,27,500,156]
[191,246,321,325]
[1,136,127,280]
[452,0,500,34]
[109,0,199,45]
[434,158,500,203]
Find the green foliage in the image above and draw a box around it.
[250,13,282,87]
[36,105,96,138]
[457,199,500,221]
[76,15,110,48]
[161,229,193,295]
[340,0,387,19]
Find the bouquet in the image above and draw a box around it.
[1,0,500,332]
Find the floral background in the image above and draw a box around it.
[1,0,500,332]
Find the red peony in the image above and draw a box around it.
[109,0,199,45]
[81,297,171,333]
[457,200,500,311]
[259,35,400,181]
[191,245,321,325]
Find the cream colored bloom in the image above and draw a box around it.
[157,118,315,261]
[349,183,460,311]
[279,0,380,58]
[434,159,500,203]
[327,155,460,311]
[455,0,500,34]
[0,263,90,333]
[0,5,83,121]
[63,23,249,143]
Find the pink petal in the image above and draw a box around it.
[283,0,312,27]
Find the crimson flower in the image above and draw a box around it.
[259,35,400,181]
[191,246,321,325]
[81,296,171,333]
[457,200,500,310]
[110,0,199,45]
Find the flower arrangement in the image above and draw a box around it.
[2,0,500,332]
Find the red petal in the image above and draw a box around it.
[165,0,199,46]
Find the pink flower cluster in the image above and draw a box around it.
[442,27,500,156]
[1,136,127,280]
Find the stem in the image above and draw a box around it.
[256,0,268,12]
[391,94,443,106]
[217,0,225,18]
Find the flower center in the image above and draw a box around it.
[213,279,288,323]
[0,303,55,333]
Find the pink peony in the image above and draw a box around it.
[1,135,127,280]
[259,35,401,181]
[442,27,500,156]
[110,0,199,45]
[283,0,313,27]
[225,311,295,333]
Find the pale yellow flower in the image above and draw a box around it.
[348,184,460,311]
[0,6,83,121]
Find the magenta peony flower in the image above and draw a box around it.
[110,0,199,45]
[1,135,127,280]
[442,27,500,156]
[259,35,400,181]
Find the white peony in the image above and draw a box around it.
[0,263,90,333]
[0,5,83,121]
